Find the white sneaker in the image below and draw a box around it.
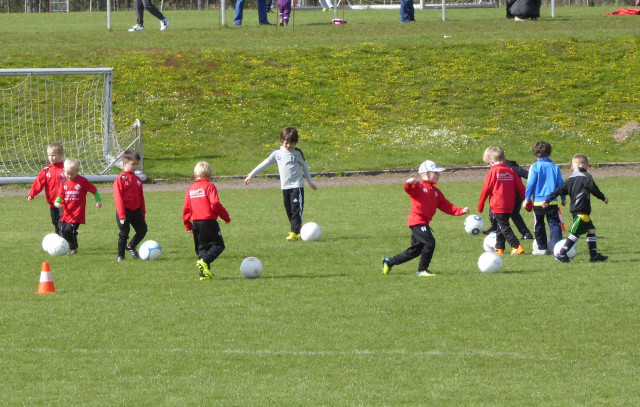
[128,24,144,32]
[160,17,169,31]
[532,249,548,256]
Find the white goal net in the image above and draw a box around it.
[0,68,144,184]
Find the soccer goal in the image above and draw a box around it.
[0,68,145,184]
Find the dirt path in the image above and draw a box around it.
[2,163,638,196]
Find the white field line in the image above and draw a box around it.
[1,347,560,361]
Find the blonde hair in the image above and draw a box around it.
[47,143,64,155]
[64,157,79,171]
[487,147,505,163]
[194,161,212,178]
[482,147,492,164]
[572,154,589,169]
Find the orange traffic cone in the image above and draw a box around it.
[36,262,56,294]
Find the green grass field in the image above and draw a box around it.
[2,176,639,405]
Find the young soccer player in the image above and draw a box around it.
[523,141,566,255]
[382,160,469,277]
[183,162,231,281]
[244,127,317,241]
[113,150,147,262]
[28,143,66,234]
[54,158,103,255]
[481,147,533,241]
[543,154,609,263]
[478,147,526,256]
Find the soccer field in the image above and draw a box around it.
[1,176,639,405]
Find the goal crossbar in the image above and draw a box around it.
[0,68,145,184]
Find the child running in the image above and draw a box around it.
[113,150,147,262]
[543,154,609,263]
[478,147,526,256]
[382,160,469,277]
[54,158,103,255]
[28,143,66,234]
[183,162,231,281]
[244,127,317,241]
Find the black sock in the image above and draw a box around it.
[586,232,597,258]
[560,234,579,255]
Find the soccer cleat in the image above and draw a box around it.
[286,232,300,241]
[555,253,570,263]
[127,244,140,259]
[67,249,77,256]
[196,259,213,279]
[522,233,534,240]
[382,257,392,275]
[494,248,504,256]
[511,245,525,256]
[590,253,608,262]
[116,256,124,262]
[416,270,435,277]
[160,17,169,31]
[128,24,144,32]
[482,228,497,236]
[199,270,212,281]
[531,249,548,256]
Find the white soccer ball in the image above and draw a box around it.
[553,239,577,260]
[464,215,485,235]
[42,233,69,256]
[240,257,263,279]
[300,222,322,242]
[483,232,497,252]
[139,240,162,261]
[478,251,503,273]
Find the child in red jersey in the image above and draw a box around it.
[183,162,231,281]
[478,147,526,256]
[54,158,103,255]
[28,143,66,234]
[382,160,469,277]
[113,150,147,262]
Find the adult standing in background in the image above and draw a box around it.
[400,0,415,22]
[128,0,169,31]
[234,0,272,25]
[506,0,541,21]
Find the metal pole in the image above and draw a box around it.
[107,0,112,29]
[441,0,445,21]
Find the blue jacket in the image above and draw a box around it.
[525,158,565,204]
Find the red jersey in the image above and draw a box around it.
[57,175,99,224]
[182,179,231,232]
[478,162,526,214]
[405,180,466,227]
[28,162,65,208]
[113,171,146,220]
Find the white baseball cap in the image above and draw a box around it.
[418,160,446,174]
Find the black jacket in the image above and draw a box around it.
[545,168,606,216]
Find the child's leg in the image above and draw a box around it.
[50,207,62,235]
[558,233,579,255]
[127,208,148,249]
[494,213,520,249]
[511,195,532,237]
[283,188,304,234]
[116,213,131,258]
[195,220,225,266]
[388,225,428,269]
[533,207,548,250]
[60,222,79,250]
[546,206,563,251]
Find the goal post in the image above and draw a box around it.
[0,68,145,184]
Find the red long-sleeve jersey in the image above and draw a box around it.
[182,179,231,232]
[56,175,99,224]
[478,162,526,214]
[28,162,65,208]
[405,180,466,227]
[113,171,146,220]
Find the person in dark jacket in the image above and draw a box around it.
[543,154,609,263]
[506,0,541,21]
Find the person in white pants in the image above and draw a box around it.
[319,0,333,11]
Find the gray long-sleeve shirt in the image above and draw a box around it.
[248,146,313,190]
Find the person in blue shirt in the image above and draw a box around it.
[523,141,566,255]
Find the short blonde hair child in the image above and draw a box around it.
[572,154,589,169]
[194,161,212,178]
[64,157,79,171]
[486,147,505,163]
[47,142,64,155]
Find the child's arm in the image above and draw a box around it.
[27,170,46,201]
[244,152,277,185]
[94,192,102,209]
[182,191,193,232]
[477,174,493,213]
